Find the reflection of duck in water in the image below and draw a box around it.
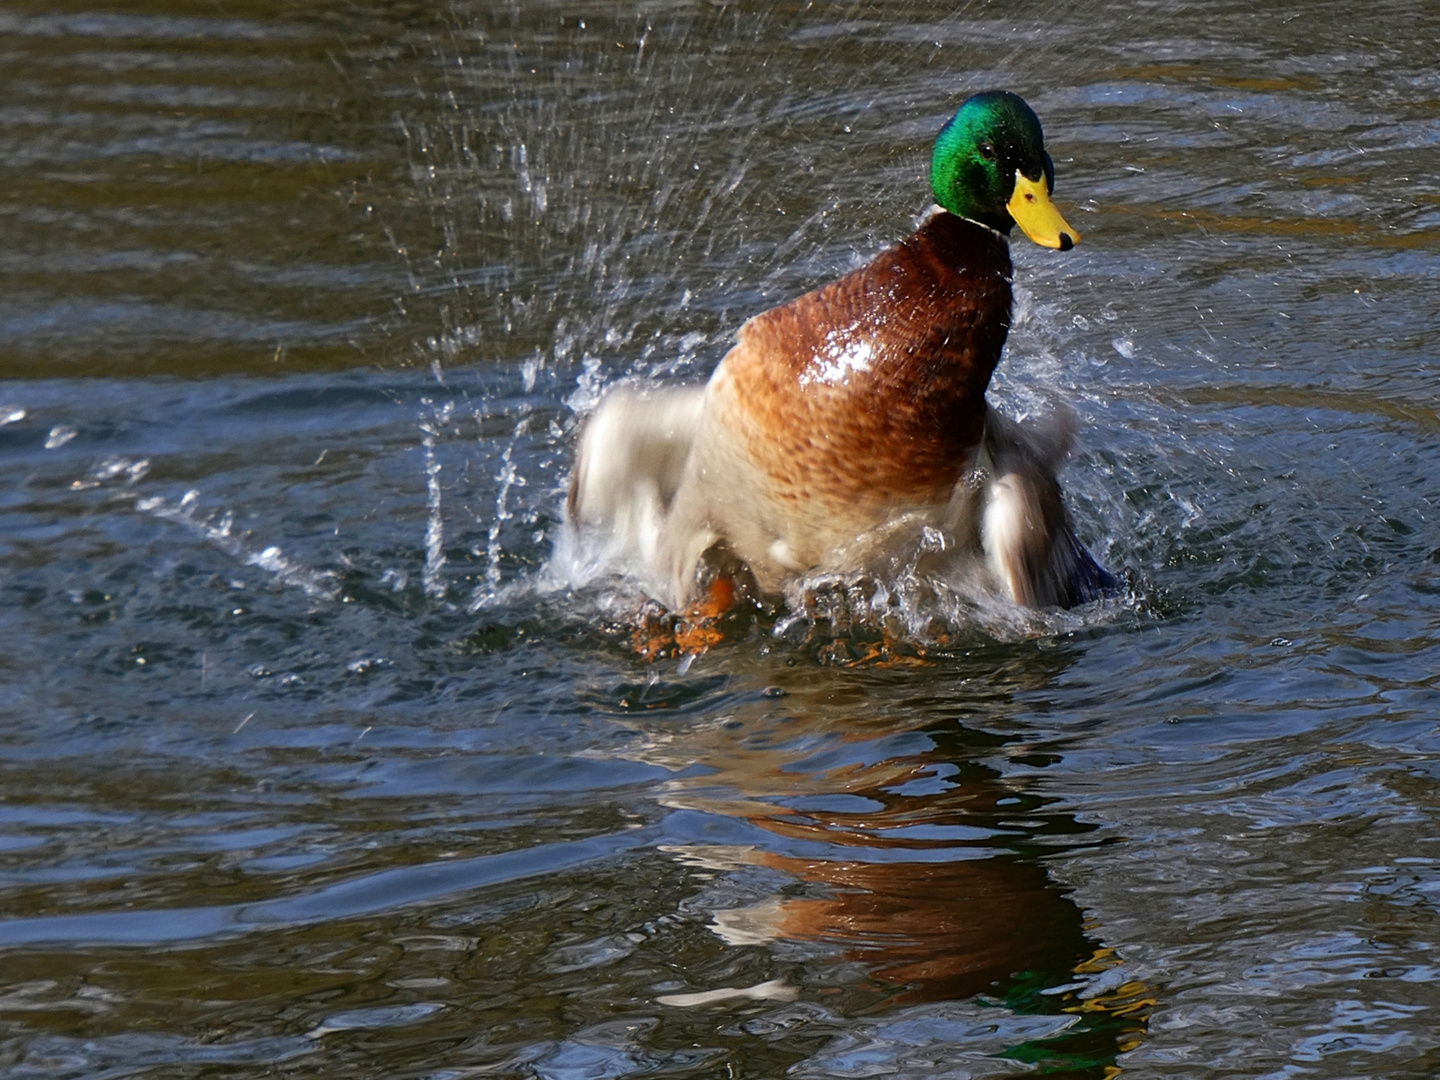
[658,718,1092,1004]
[569,91,1113,612]
[625,678,1153,1053]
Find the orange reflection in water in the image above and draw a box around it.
[646,686,1154,1065]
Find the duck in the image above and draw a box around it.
[568,90,1113,613]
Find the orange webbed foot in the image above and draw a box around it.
[629,575,739,661]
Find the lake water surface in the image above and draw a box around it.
[2,2,1439,1077]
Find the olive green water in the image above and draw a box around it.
[2,1,1439,1077]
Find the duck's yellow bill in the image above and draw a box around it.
[1008,171,1080,251]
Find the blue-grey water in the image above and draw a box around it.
[2,2,1439,1077]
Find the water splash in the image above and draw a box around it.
[74,455,337,600]
[380,4,1166,649]
[420,399,454,602]
[72,454,150,488]
[133,490,338,601]
[470,412,533,611]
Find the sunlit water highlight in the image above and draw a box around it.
[1,2,1439,1078]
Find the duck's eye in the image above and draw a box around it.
[978,142,996,160]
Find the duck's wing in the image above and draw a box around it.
[568,384,710,570]
[979,407,1115,608]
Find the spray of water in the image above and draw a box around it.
[77,456,340,602]
[380,2,1159,651]
[420,399,454,601]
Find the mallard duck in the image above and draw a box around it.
[568,91,1112,611]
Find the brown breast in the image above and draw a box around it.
[717,211,1013,521]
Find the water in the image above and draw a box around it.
[2,1,1439,1076]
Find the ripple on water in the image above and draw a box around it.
[2,1,1440,1078]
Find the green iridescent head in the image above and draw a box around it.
[930,91,1079,250]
